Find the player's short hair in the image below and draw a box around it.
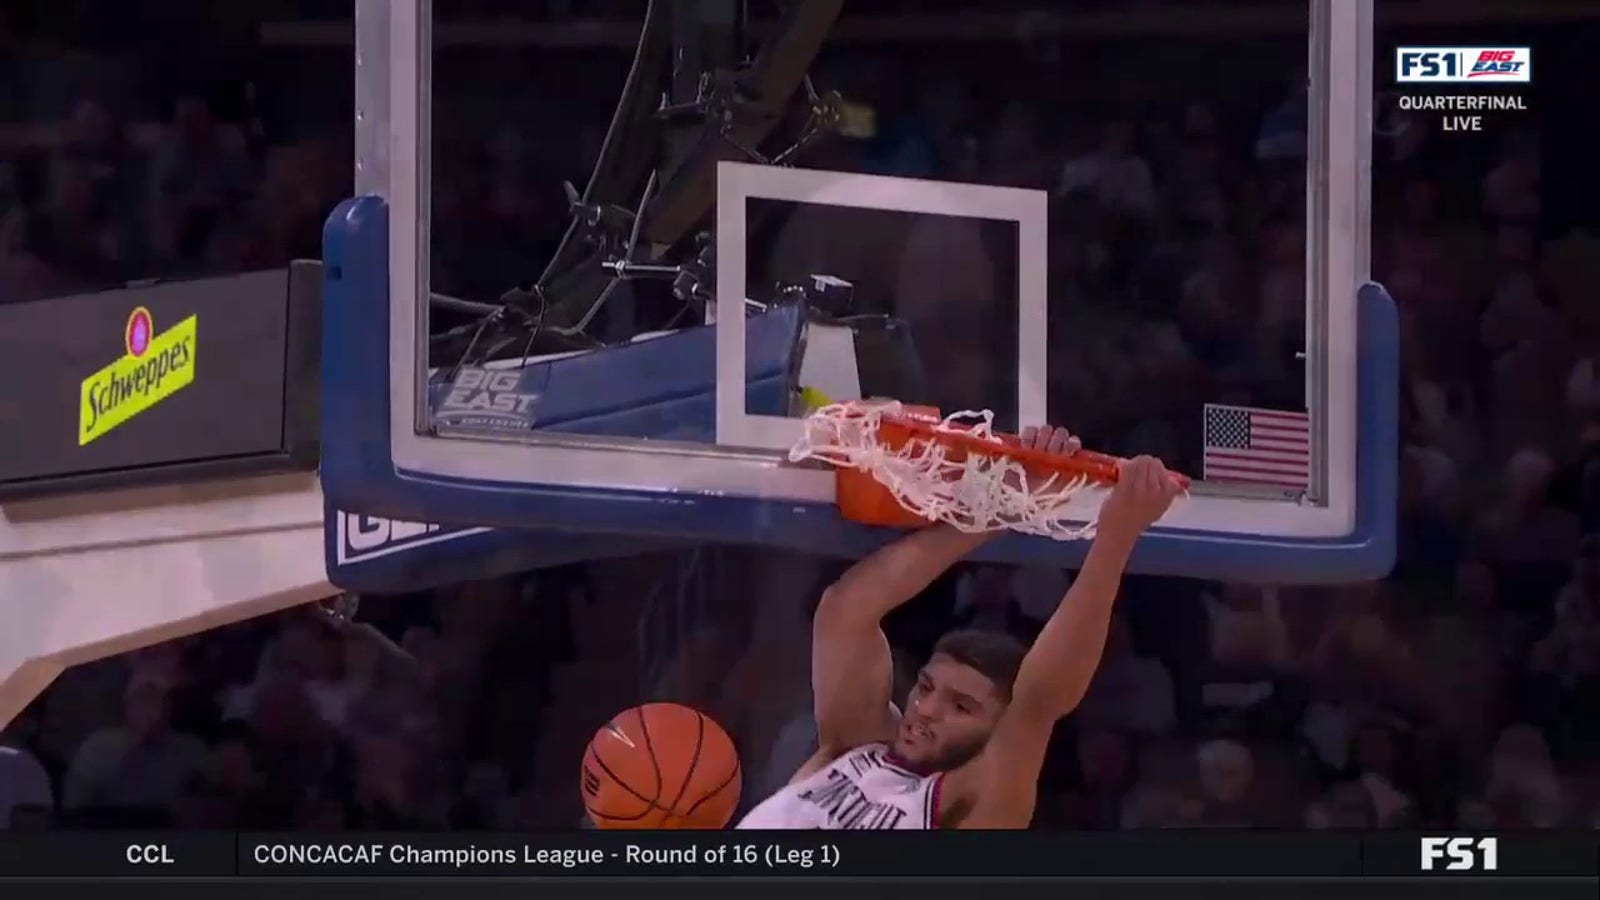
[931,628,1027,699]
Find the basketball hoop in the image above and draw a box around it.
[790,400,1187,540]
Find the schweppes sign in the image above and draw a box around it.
[78,307,197,445]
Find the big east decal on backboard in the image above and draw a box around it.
[433,367,541,432]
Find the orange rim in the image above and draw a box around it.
[873,411,1192,490]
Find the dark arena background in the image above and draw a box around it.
[0,1,1598,897]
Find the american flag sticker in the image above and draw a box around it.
[1202,403,1311,491]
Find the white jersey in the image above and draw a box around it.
[736,743,943,830]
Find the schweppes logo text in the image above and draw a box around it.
[78,307,197,445]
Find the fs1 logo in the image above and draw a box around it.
[1396,47,1531,84]
[433,366,540,432]
[1420,836,1499,872]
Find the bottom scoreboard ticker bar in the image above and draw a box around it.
[0,832,1594,879]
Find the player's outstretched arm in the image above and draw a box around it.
[942,456,1181,828]
[809,525,994,763]
[808,425,1081,763]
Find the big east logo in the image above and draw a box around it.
[1468,49,1529,78]
[433,366,540,432]
[78,307,198,445]
[1396,47,1531,84]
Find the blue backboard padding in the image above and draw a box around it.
[322,195,1395,585]
[425,305,796,441]
[324,501,682,593]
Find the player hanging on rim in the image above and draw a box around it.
[737,425,1182,829]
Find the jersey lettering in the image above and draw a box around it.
[736,743,937,830]
[796,770,909,829]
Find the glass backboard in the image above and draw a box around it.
[321,0,1394,582]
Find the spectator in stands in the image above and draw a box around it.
[1304,781,1378,829]
[62,677,207,814]
[1194,739,1255,826]
[1057,729,1137,830]
[1477,724,1567,827]
[1056,119,1157,221]
[1076,615,1176,737]
[0,742,52,827]
[147,96,251,267]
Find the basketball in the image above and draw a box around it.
[581,702,742,829]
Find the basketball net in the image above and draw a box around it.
[789,400,1108,540]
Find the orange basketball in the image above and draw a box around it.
[581,702,742,829]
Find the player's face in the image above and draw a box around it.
[892,654,1006,773]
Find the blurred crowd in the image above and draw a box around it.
[3,0,1600,833]
[0,88,345,303]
